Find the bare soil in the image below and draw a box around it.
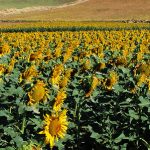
[0,0,150,21]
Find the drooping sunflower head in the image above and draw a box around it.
[85,76,100,97]
[0,46,2,56]
[54,47,61,58]
[59,76,69,89]
[29,53,36,62]
[96,62,106,71]
[147,79,150,92]
[115,56,127,66]
[19,142,42,150]
[137,73,147,87]
[28,80,48,105]
[104,71,118,90]
[122,49,129,57]
[91,76,99,90]
[50,75,61,87]
[52,64,64,77]
[53,90,67,112]
[98,51,104,59]
[20,65,38,83]
[7,57,16,73]
[135,62,150,76]
[29,51,43,62]
[64,68,73,79]
[44,50,52,62]
[63,48,73,63]
[50,64,64,86]
[39,109,68,149]
[0,64,6,76]
[137,51,143,62]
[0,43,10,57]
[82,59,91,71]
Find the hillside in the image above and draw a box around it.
[0,0,150,21]
[0,0,75,9]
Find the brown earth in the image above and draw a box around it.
[0,0,150,21]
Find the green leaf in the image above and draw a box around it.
[90,132,100,140]
[13,136,24,148]
[28,118,43,131]
[138,96,150,107]
[5,147,15,150]
[15,87,24,97]
[55,140,64,150]
[114,84,124,93]
[119,66,130,74]
[141,115,148,121]
[114,133,126,143]
[128,110,139,120]
[120,144,127,150]
[148,107,150,113]
[128,135,136,141]
[4,127,17,138]
[92,90,99,97]
[0,110,13,121]
[18,103,25,115]
[74,97,80,103]
[72,89,79,96]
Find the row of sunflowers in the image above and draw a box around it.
[0,21,150,32]
[0,29,150,150]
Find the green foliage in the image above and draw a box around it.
[0,25,150,33]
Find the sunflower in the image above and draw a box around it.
[91,76,99,90]
[82,59,91,71]
[135,62,150,76]
[98,51,104,59]
[64,68,73,79]
[96,62,106,71]
[0,43,10,57]
[54,47,61,58]
[7,57,16,73]
[122,49,129,57]
[51,75,61,87]
[137,51,143,62]
[0,64,6,76]
[137,73,147,87]
[52,64,64,77]
[86,76,99,97]
[50,64,64,86]
[104,71,118,90]
[28,51,43,64]
[19,142,42,150]
[147,79,150,92]
[59,76,69,89]
[115,56,127,66]
[63,48,73,63]
[53,91,67,112]
[44,50,52,62]
[39,109,68,149]
[20,65,38,83]
[28,80,48,105]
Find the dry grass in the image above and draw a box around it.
[0,0,150,21]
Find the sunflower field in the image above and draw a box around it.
[0,23,150,150]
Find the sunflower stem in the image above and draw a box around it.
[21,116,26,134]
[74,99,80,150]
